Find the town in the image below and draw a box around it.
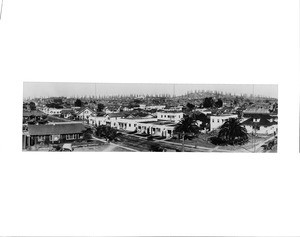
[22,84,278,152]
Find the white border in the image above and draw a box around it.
[0,0,299,235]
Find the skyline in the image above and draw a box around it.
[23,82,278,99]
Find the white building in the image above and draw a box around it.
[76,107,96,120]
[210,114,238,131]
[42,106,62,115]
[145,105,166,110]
[156,111,184,123]
[139,104,147,110]
[89,113,176,138]
[89,115,107,127]
[241,117,278,135]
[195,108,212,115]
[136,120,176,138]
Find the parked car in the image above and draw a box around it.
[61,143,74,151]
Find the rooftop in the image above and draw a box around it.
[28,123,86,136]
[138,120,177,126]
[241,117,277,127]
[210,114,237,117]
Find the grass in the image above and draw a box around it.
[166,134,216,148]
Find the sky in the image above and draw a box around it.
[23,82,278,99]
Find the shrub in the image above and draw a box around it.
[149,143,164,152]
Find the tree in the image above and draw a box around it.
[97,103,105,112]
[186,102,195,111]
[215,98,223,108]
[75,99,82,107]
[203,97,214,108]
[174,115,200,151]
[191,112,209,130]
[218,118,248,145]
[95,125,122,142]
[83,127,93,141]
[29,102,36,110]
[149,143,164,152]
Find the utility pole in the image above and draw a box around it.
[253,121,257,153]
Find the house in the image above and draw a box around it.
[89,111,180,138]
[113,117,157,132]
[139,104,147,110]
[156,111,184,123]
[76,107,96,120]
[163,105,183,111]
[89,112,156,130]
[136,120,177,138]
[60,109,75,119]
[194,108,212,115]
[145,105,166,110]
[23,110,46,122]
[243,106,270,115]
[241,117,278,135]
[88,112,127,127]
[42,106,62,115]
[210,114,238,131]
[23,122,86,148]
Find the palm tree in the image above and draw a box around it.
[218,118,248,145]
[174,115,200,151]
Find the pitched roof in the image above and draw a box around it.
[243,114,272,119]
[243,107,270,114]
[60,109,74,114]
[28,123,86,136]
[108,112,127,118]
[241,117,277,127]
[76,107,95,114]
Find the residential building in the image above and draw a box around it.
[241,117,278,135]
[42,106,62,115]
[210,114,238,131]
[22,122,86,149]
[156,111,184,123]
[76,107,96,120]
[136,120,176,138]
[60,109,74,119]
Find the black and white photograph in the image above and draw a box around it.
[1,0,300,236]
[23,82,278,152]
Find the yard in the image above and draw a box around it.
[164,133,277,153]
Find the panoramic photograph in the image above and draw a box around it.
[22,83,278,152]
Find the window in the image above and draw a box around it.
[66,134,75,140]
[129,124,131,127]
[38,135,45,141]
